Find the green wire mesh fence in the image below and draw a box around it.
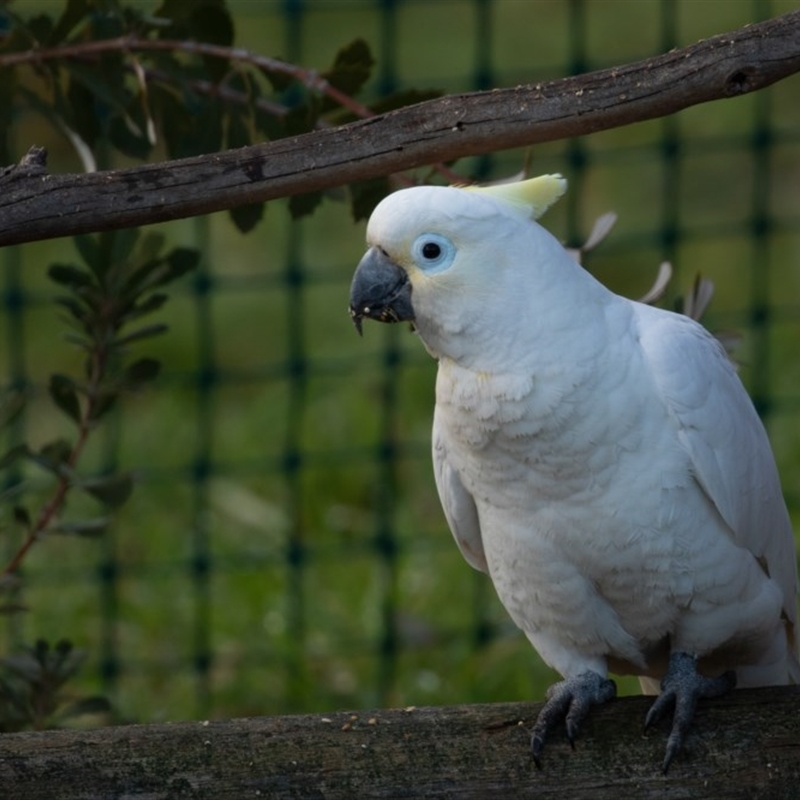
[1,0,799,724]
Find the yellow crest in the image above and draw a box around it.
[464,174,567,220]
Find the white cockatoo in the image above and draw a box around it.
[348,175,799,771]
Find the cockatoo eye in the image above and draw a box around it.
[411,233,456,273]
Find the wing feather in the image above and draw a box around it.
[432,410,488,574]
[637,306,798,646]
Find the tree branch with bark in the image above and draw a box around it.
[1,9,799,248]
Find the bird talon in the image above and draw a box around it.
[662,732,683,774]
[646,652,737,772]
[531,738,544,770]
[568,735,577,752]
[528,671,616,767]
[643,691,674,731]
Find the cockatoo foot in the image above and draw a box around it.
[530,671,617,768]
[644,651,736,773]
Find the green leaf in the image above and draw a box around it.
[0,10,39,54]
[105,228,141,273]
[0,573,22,592]
[229,202,265,233]
[24,14,54,46]
[162,247,201,285]
[121,256,167,297]
[259,56,295,95]
[125,247,199,296]
[34,439,73,473]
[190,1,234,46]
[0,482,27,505]
[88,392,118,423]
[50,640,84,683]
[0,59,17,166]
[191,4,234,81]
[49,375,82,424]
[49,0,90,45]
[133,233,167,268]
[0,444,30,472]
[283,99,320,138]
[54,638,73,658]
[58,695,112,720]
[152,0,191,28]
[0,603,28,616]
[226,106,253,151]
[73,235,101,275]
[151,88,188,157]
[1,651,41,681]
[226,69,258,99]
[370,88,444,115]
[160,90,224,158]
[0,391,26,430]
[77,230,139,284]
[86,6,124,40]
[64,73,100,152]
[81,474,133,509]
[53,518,109,537]
[120,293,169,323]
[54,296,92,330]
[61,332,93,352]
[254,101,286,142]
[114,323,169,347]
[108,111,154,161]
[288,191,323,221]
[321,39,374,111]
[327,88,444,127]
[47,264,94,291]
[349,176,391,221]
[125,358,161,388]
[12,506,30,530]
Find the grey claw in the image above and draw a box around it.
[529,671,616,767]
[531,733,546,769]
[645,652,736,773]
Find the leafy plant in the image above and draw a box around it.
[0,228,198,729]
[0,638,110,732]
[0,228,199,583]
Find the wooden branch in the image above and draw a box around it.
[1,10,799,248]
[2,688,799,798]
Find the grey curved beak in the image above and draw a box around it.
[349,247,414,335]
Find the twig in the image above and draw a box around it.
[0,35,376,121]
[140,66,289,119]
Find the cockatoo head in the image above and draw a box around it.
[349,174,568,362]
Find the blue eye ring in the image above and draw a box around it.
[411,233,456,273]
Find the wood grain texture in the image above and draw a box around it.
[1,11,799,247]
[1,687,799,799]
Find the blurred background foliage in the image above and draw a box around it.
[0,0,798,726]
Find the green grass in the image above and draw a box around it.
[2,0,799,726]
